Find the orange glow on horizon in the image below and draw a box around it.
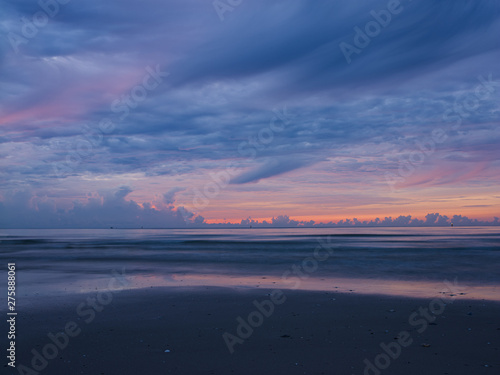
[201,212,498,225]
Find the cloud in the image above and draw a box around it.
[232,213,499,227]
[230,157,313,184]
[0,0,499,224]
[0,187,497,228]
[0,187,203,228]
[163,187,185,205]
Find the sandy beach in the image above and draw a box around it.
[9,286,500,375]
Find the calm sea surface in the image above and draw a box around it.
[1,227,499,300]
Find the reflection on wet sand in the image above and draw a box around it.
[125,273,500,301]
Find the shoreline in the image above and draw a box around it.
[14,273,500,305]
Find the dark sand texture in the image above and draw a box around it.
[8,287,500,375]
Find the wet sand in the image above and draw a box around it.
[8,286,500,375]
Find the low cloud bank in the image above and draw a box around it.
[0,188,497,228]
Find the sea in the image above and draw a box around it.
[1,227,499,302]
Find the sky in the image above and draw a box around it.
[0,0,499,228]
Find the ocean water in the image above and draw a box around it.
[1,227,499,301]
